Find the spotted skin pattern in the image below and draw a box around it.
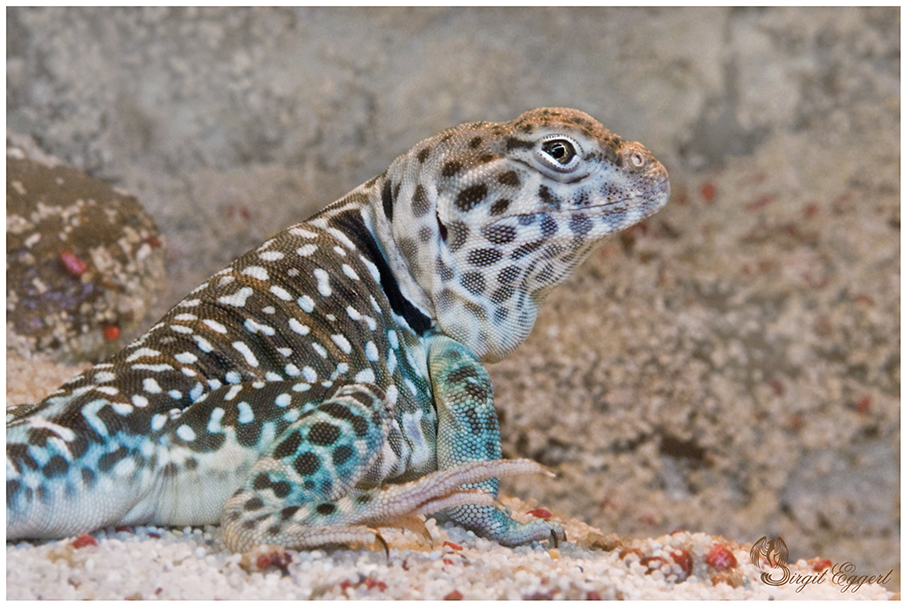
[7,108,669,553]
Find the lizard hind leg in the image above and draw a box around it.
[221,381,398,553]
[219,380,556,554]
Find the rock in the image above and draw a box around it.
[7,135,166,363]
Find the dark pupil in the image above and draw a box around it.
[544,140,574,164]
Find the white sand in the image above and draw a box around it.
[6,497,893,600]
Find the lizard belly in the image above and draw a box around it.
[121,427,265,527]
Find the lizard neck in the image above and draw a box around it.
[360,180,438,335]
[368,137,542,364]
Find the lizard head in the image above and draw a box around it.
[380,107,670,362]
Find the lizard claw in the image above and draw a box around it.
[550,527,566,548]
[374,531,389,558]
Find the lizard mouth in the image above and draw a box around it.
[488,177,670,228]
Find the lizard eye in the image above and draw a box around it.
[537,137,580,172]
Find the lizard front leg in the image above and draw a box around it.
[427,334,565,546]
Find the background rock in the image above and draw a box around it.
[7,135,165,362]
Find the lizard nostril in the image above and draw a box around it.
[628,151,647,170]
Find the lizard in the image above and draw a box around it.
[7,107,670,553]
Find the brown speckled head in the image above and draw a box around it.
[373,107,670,362]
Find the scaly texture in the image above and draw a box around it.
[7,108,669,553]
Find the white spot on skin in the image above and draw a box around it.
[190,383,204,400]
[181,367,197,377]
[287,268,299,277]
[132,395,149,408]
[386,384,399,405]
[365,341,379,362]
[80,400,110,437]
[260,251,285,261]
[225,371,242,384]
[218,276,235,287]
[207,407,225,433]
[114,457,137,478]
[297,295,315,313]
[208,379,222,390]
[333,246,347,257]
[369,295,382,314]
[324,227,356,249]
[277,347,292,357]
[203,319,227,333]
[289,318,310,335]
[95,386,118,396]
[388,330,399,350]
[178,299,201,308]
[289,227,318,239]
[174,314,197,321]
[293,383,311,392]
[311,343,328,358]
[275,393,291,407]
[112,403,134,416]
[270,285,292,301]
[405,378,419,395]
[266,371,282,381]
[169,390,182,400]
[346,305,378,331]
[218,287,254,307]
[262,306,276,314]
[174,352,198,364]
[285,363,300,376]
[242,266,270,281]
[361,256,381,284]
[170,324,194,334]
[387,350,397,374]
[125,348,161,362]
[132,363,174,372]
[176,425,196,442]
[93,371,116,383]
[225,385,243,401]
[151,414,168,432]
[193,335,214,352]
[237,402,254,424]
[232,341,260,367]
[245,318,276,336]
[143,378,162,394]
[26,418,76,442]
[297,244,318,257]
[355,368,376,383]
[331,334,352,354]
[314,269,331,297]
[302,366,317,382]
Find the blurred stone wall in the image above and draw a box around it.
[7,7,899,589]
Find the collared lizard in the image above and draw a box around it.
[7,107,669,553]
